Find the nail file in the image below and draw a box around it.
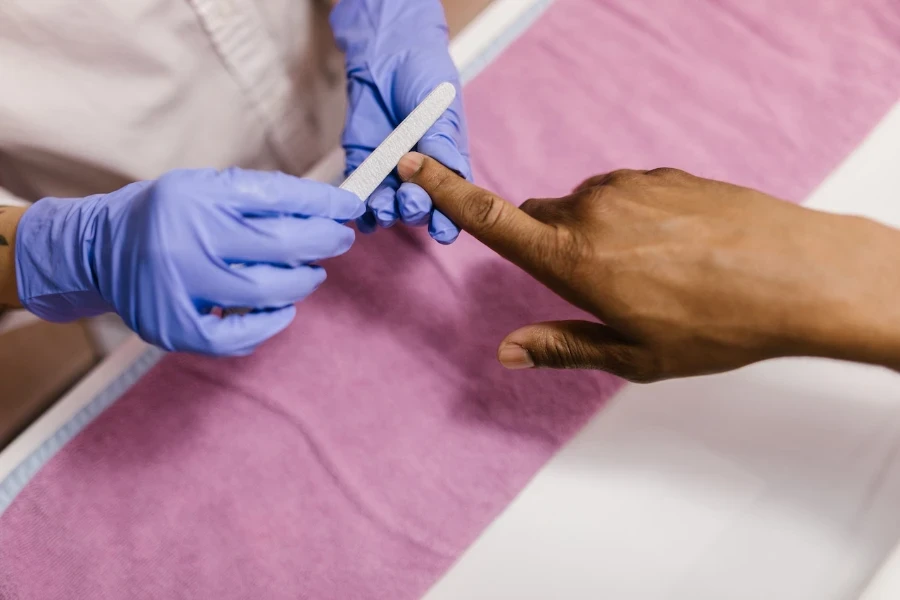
[339,81,457,202]
[219,84,456,318]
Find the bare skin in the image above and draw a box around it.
[398,152,900,382]
[0,207,26,309]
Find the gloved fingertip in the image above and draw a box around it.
[356,212,378,234]
[368,187,399,228]
[346,206,366,224]
[347,191,369,221]
[198,303,298,356]
[335,223,357,255]
[331,189,369,222]
[309,264,327,289]
[374,211,398,229]
[397,183,432,226]
[431,228,460,245]
[429,210,460,244]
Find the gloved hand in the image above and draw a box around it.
[15,168,363,356]
[330,0,470,244]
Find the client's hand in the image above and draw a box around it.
[399,152,900,381]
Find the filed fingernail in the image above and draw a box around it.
[398,152,425,181]
[498,344,535,370]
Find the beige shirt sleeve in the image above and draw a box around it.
[0,0,345,202]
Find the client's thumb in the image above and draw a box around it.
[498,320,653,380]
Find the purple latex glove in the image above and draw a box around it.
[330,0,471,244]
[15,168,363,356]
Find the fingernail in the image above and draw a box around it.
[398,152,425,181]
[498,344,535,370]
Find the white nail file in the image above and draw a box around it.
[219,84,456,317]
[339,81,457,202]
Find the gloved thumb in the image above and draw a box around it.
[497,320,656,381]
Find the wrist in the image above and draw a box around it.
[786,213,900,370]
[0,206,27,308]
[15,196,110,322]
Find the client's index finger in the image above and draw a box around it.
[398,152,550,265]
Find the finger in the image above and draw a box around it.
[198,306,297,357]
[218,168,365,221]
[355,211,378,234]
[415,127,470,243]
[221,217,355,266]
[428,209,460,245]
[368,184,400,228]
[497,320,659,382]
[203,264,327,310]
[398,152,552,267]
[396,182,431,226]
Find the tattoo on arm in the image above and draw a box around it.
[0,235,7,246]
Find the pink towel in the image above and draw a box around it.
[3,1,899,598]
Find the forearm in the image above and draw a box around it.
[0,206,26,309]
[835,218,900,371]
[792,213,900,371]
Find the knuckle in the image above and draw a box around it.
[578,185,619,220]
[574,174,610,192]
[540,330,582,369]
[645,167,688,181]
[421,165,457,196]
[461,190,508,233]
[585,182,616,203]
[605,169,643,186]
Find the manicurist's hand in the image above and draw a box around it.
[399,152,900,381]
[330,0,470,243]
[11,168,363,356]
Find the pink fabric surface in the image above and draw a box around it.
[3,1,900,598]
